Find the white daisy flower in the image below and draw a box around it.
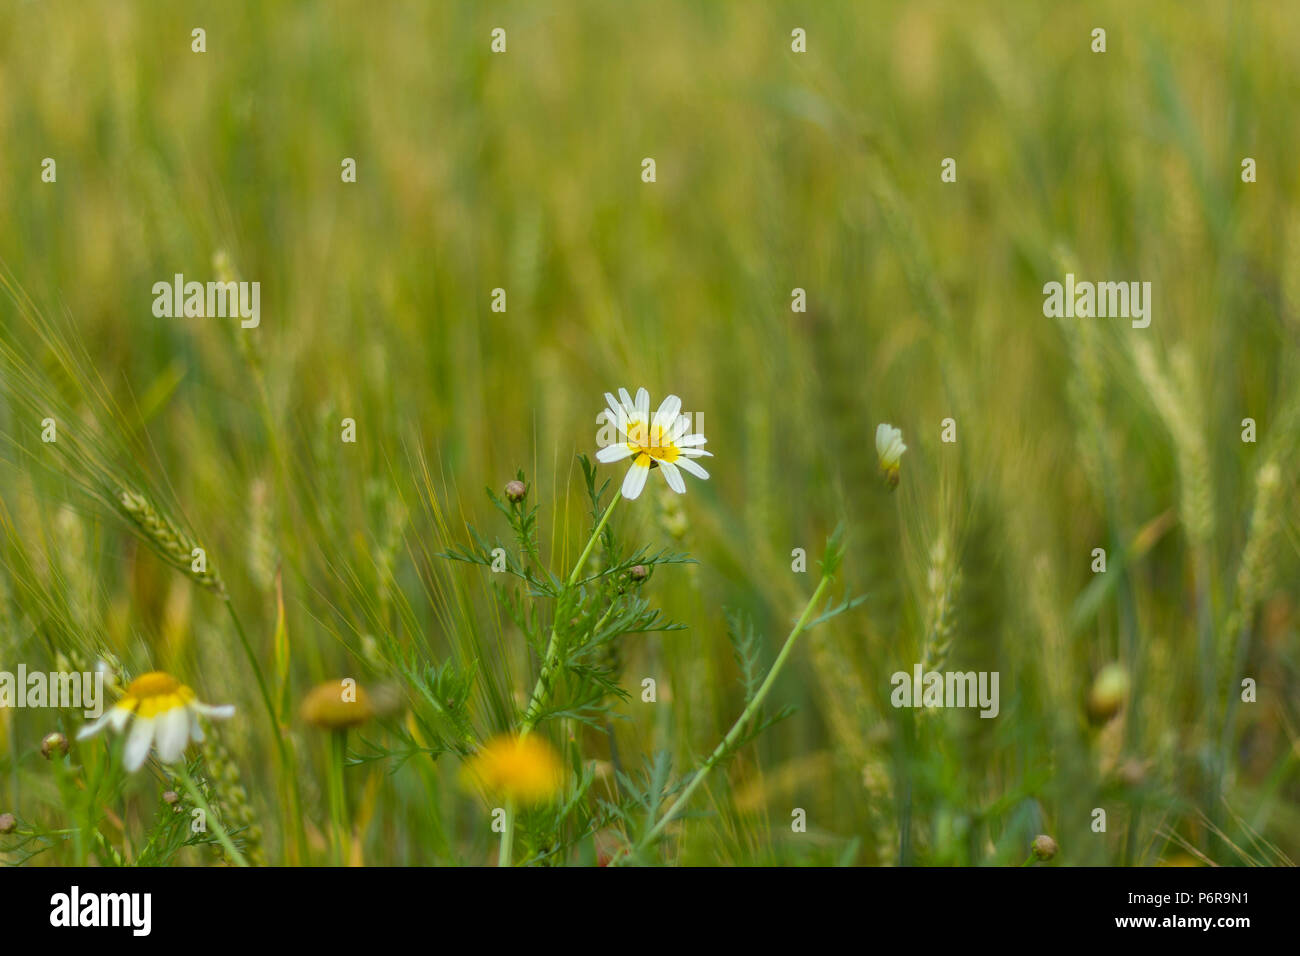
[76,671,235,772]
[875,423,906,488]
[596,387,711,500]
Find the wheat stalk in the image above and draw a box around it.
[116,488,226,597]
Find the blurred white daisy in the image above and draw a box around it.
[876,423,906,488]
[77,671,235,772]
[596,388,711,500]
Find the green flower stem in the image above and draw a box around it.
[225,600,307,863]
[175,762,249,867]
[497,798,516,867]
[224,601,284,761]
[497,490,621,866]
[327,730,349,866]
[566,492,624,588]
[629,572,833,858]
[50,749,85,864]
[520,490,622,735]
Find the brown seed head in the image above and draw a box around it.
[1032,834,1058,861]
[301,679,375,730]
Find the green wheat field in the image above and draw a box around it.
[1,1,1297,867]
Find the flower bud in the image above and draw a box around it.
[301,679,375,730]
[504,480,527,503]
[0,813,15,834]
[875,424,907,490]
[1087,663,1130,725]
[1032,834,1058,861]
[1117,758,1147,788]
[41,732,68,760]
[629,564,649,582]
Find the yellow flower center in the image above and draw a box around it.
[121,671,194,719]
[626,421,679,465]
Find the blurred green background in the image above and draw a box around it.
[0,0,1297,865]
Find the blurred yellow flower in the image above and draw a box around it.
[300,678,375,730]
[462,734,564,805]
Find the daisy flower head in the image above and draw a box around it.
[76,671,235,772]
[596,387,711,500]
[875,423,906,489]
[461,733,564,806]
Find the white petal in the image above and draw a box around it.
[189,712,206,743]
[604,396,633,438]
[676,433,708,447]
[76,710,115,740]
[156,707,191,764]
[123,716,156,772]
[621,461,650,499]
[193,702,236,720]
[659,460,686,493]
[634,388,650,419]
[679,447,712,458]
[676,458,710,480]
[618,387,633,409]
[879,433,906,466]
[875,424,892,457]
[652,395,682,431]
[596,442,635,463]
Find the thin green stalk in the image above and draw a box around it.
[225,599,308,863]
[631,572,833,856]
[497,798,516,866]
[328,731,349,866]
[224,601,284,760]
[898,735,914,865]
[6,708,17,810]
[176,762,249,867]
[498,490,621,866]
[50,748,84,864]
[520,491,622,735]
[566,492,623,588]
